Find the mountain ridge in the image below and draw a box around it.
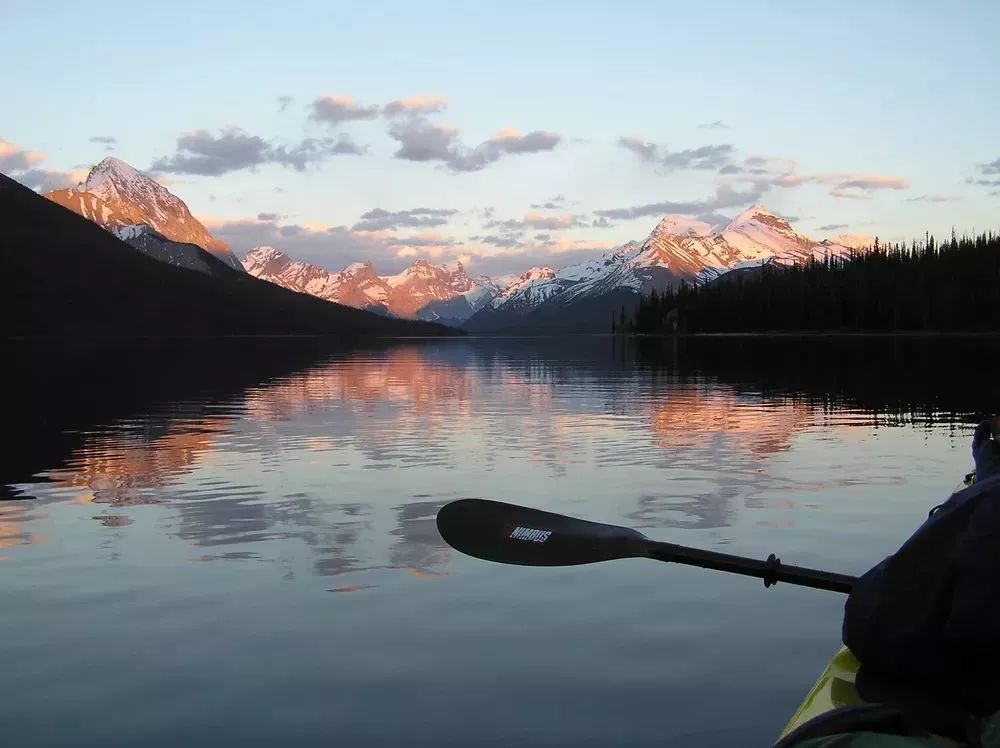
[246,205,865,332]
[243,247,500,324]
[1,172,457,339]
[44,157,242,271]
[463,206,864,332]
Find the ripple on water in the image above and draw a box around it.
[3,337,993,746]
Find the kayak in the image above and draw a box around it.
[776,647,862,744]
[776,471,980,746]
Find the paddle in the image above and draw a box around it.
[437,499,856,594]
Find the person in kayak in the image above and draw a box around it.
[784,419,1000,747]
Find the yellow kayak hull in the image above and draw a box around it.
[777,647,862,743]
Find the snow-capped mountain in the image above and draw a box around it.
[243,247,500,323]
[464,205,863,331]
[45,157,242,271]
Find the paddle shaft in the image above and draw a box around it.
[647,540,856,594]
[436,499,858,594]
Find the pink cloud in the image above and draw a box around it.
[523,211,576,229]
[0,139,47,172]
[383,96,449,116]
[829,188,874,200]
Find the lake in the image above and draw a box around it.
[3,335,996,746]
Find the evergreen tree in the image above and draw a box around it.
[627,230,1000,334]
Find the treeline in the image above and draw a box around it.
[625,230,1000,333]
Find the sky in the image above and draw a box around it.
[2,0,998,276]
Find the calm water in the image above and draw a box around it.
[2,336,995,746]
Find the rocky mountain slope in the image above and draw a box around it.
[243,247,499,323]
[44,157,242,271]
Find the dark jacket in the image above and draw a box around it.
[844,472,1000,692]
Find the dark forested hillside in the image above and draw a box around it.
[627,232,1000,333]
[0,174,458,340]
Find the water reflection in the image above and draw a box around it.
[5,336,997,579]
[4,336,997,748]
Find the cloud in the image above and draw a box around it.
[89,135,117,151]
[818,223,849,231]
[386,117,458,162]
[309,95,381,124]
[381,230,463,249]
[594,184,767,221]
[383,96,449,116]
[10,167,85,192]
[1,138,85,191]
[277,95,293,112]
[903,194,956,203]
[522,211,579,229]
[591,216,615,229]
[351,207,457,232]
[452,129,560,172]
[257,212,283,221]
[209,206,621,278]
[529,194,566,209]
[473,234,522,248]
[618,136,734,171]
[728,155,908,199]
[208,215,465,272]
[0,138,46,172]
[543,236,616,254]
[968,159,1000,190]
[207,216,389,268]
[481,215,523,233]
[387,114,560,172]
[835,175,908,191]
[979,157,1000,176]
[151,127,363,176]
[698,120,729,130]
[829,188,873,201]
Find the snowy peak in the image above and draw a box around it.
[520,266,556,281]
[724,204,795,237]
[466,204,869,330]
[45,157,242,271]
[726,204,782,228]
[242,252,502,323]
[84,157,146,202]
[243,246,292,274]
[651,215,715,237]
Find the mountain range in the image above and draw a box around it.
[463,207,864,331]
[26,156,869,333]
[243,248,500,325]
[2,171,454,339]
[246,205,866,332]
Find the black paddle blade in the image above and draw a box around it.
[436,499,649,566]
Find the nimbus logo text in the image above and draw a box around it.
[509,526,552,543]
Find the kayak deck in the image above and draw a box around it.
[777,647,862,742]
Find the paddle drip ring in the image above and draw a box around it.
[764,553,781,588]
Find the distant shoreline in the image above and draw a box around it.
[627,331,1000,338]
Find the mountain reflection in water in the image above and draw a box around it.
[3,336,998,747]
